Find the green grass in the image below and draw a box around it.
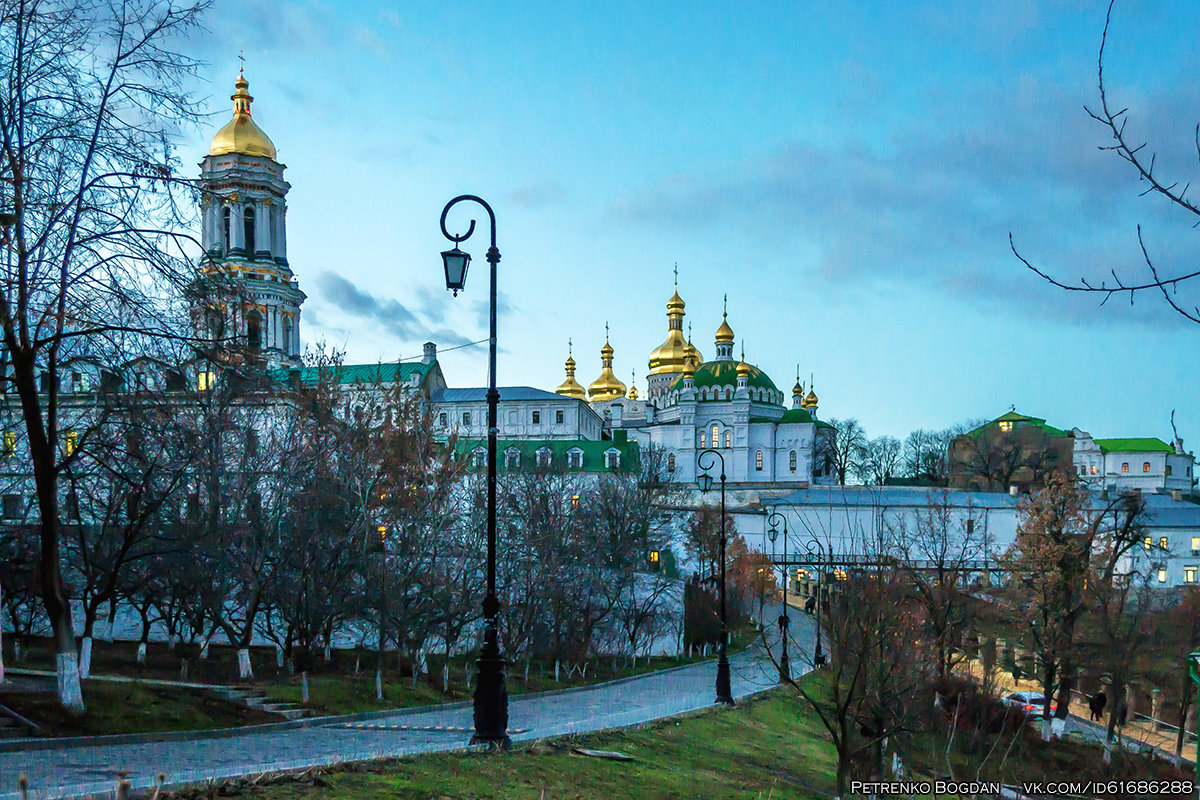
[249,687,838,800]
[0,680,276,737]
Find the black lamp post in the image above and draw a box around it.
[805,541,826,667]
[440,195,509,748]
[765,511,790,683]
[696,448,733,705]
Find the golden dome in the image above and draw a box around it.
[648,284,693,375]
[792,366,804,397]
[685,336,702,365]
[628,382,639,400]
[209,72,277,160]
[802,388,819,409]
[682,355,696,378]
[588,332,626,402]
[715,312,734,344]
[736,359,751,378]
[666,287,685,312]
[556,342,585,400]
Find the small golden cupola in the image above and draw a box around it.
[684,323,702,365]
[587,325,627,402]
[792,366,804,408]
[628,370,639,400]
[209,70,277,160]
[736,344,751,379]
[713,295,735,360]
[555,340,586,400]
[802,375,819,410]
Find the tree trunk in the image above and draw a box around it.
[237,647,253,680]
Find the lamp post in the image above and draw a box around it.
[765,511,790,683]
[440,195,509,748]
[370,524,387,701]
[1189,652,1200,800]
[805,541,826,667]
[696,448,733,705]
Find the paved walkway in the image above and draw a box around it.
[0,608,818,800]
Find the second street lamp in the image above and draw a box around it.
[440,194,509,748]
[696,448,733,705]
[805,541,826,667]
[765,510,790,683]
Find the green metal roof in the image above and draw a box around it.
[1094,437,1175,454]
[271,362,432,387]
[965,410,1072,439]
[455,437,640,473]
[668,360,779,395]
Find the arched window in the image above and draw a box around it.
[1167,465,1173,476]
[281,318,292,354]
[1121,462,1129,473]
[711,425,719,445]
[724,431,731,448]
[537,448,552,468]
[789,450,797,472]
[247,311,263,351]
[222,206,231,254]
[1143,461,1151,473]
[244,206,256,256]
[667,452,676,472]
[473,448,486,468]
[725,388,731,400]
[504,448,521,469]
[755,450,763,471]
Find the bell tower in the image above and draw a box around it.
[197,69,304,367]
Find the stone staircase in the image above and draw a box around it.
[215,687,307,720]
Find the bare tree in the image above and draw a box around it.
[819,418,868,485]
[1013,0,1200,324]
[0,0,208,710]
[858,435,901,486]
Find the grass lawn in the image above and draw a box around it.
[0,680,275,737]
[235,688,838,800]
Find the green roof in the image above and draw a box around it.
[270,362,432,387]
[454,437,640,473]
[1094,437,1175,454]
[966,410,1072,439]
[669,360,779,396]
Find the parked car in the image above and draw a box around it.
[1002,691,1055,716]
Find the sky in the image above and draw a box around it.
[180,0,1200,450]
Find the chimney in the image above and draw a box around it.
[1176,437,1185,455]
[1173,489,1183,502]
[422,342,437,365]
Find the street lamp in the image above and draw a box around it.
[370,524,388,701]
[696,448,733,705]
[765,510,790,683]
[439,195,509,748]
[805,541,826,667]
[1189,652,1200,800]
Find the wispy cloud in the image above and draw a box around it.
[316,272,475,347]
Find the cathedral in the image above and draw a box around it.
[555,282,837,487]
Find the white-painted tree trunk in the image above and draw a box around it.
[237,647,253,679]
[180,658,189,680]
[136,642,147,665]
[13,641,22,662]
[57,652,85,713]
[0,585,5,684]
[375,669,383,701]
[301,671,309,704]
[168,634,177,651]
[442,662,449,692]
[554,660,560,682]
[275,647,283,668]
[78,636,93,679]
[200,640,209,659]
[354,655,360,674]
[1050,717,1066,739]
[324,642,331,662]
[417,646,428,675]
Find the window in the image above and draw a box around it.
[1090,464,1097,475]
[223,206,231,253]
[439,413,448,427]
[1167,465,1173,476]
[789,450,797,472]
[1159,568,1168,584]
[532,411,541,424]
[187,492,200,520]
[1187,567,1198,584]
[1193,536,1200,556]
[1143,462,1152,473]
[667,453,676,472]
[725,388,731,400]
[65,491,79,520]
[1078,465,1085,476]
[244,206,256,255]
[1160,536,1169,550]
[248,491,262,523]
[462,412,471,426]
[2,431,14,458]
[966,518,975,534]
[568,449,583,469]
[536,448,552,468]
[1144,536,1153,550]
[555,409,564,424]
[64,431,77,456]
[605,449,620,469]
[247,311,262,351]
[699,433,706,448]
[998,421,1013,433]
[2,494,20,519]
[198,370,215,391]
[1121,462,1129,473]
[725,431,731,448]
[473,449,486,469]
[246,429,259,458]
[755,450,763,471]
[711,425,719,445]
[505,448,521,469]
[281,319,292,354]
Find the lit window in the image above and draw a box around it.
[1121,462,1129,473]
[1160,537,1169,550]
[667,453,676,472]
[999,421,1012,433]
[2,431,14,457]
[1159,568,1168,584]
[1187,567,1198,584]
[755,450,763,471]
[699,433,706,449]
[1144,536,1152,550]
[724,432,731,448]
[198,370,215,391]
[65,431,77,456]
[1143,462,1151,473]
[1090,464,1097,475]
[789,450,797,472]
[711,425,719,446]
[1193,536,1199,555]
[532,411,541,424]
[556,409,564,424]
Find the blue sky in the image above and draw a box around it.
[182,0,1200,449]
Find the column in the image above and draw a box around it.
[275,206,288,263]
[258,200,273,258]
[229,202,246,255]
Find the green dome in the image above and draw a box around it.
[669,360,779,397]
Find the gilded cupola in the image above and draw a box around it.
[209,71,277,160]
[802,376,819,410]
[587,325,627,402]
[628,370,639,400]
[648,270,696,376]
[555,340,586,400]
[713,295,735,360]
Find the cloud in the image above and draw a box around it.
[610,75,1200,330]
[315,271,475,347]
[506,180,568,209]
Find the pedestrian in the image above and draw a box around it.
[1088,690,1107,722]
